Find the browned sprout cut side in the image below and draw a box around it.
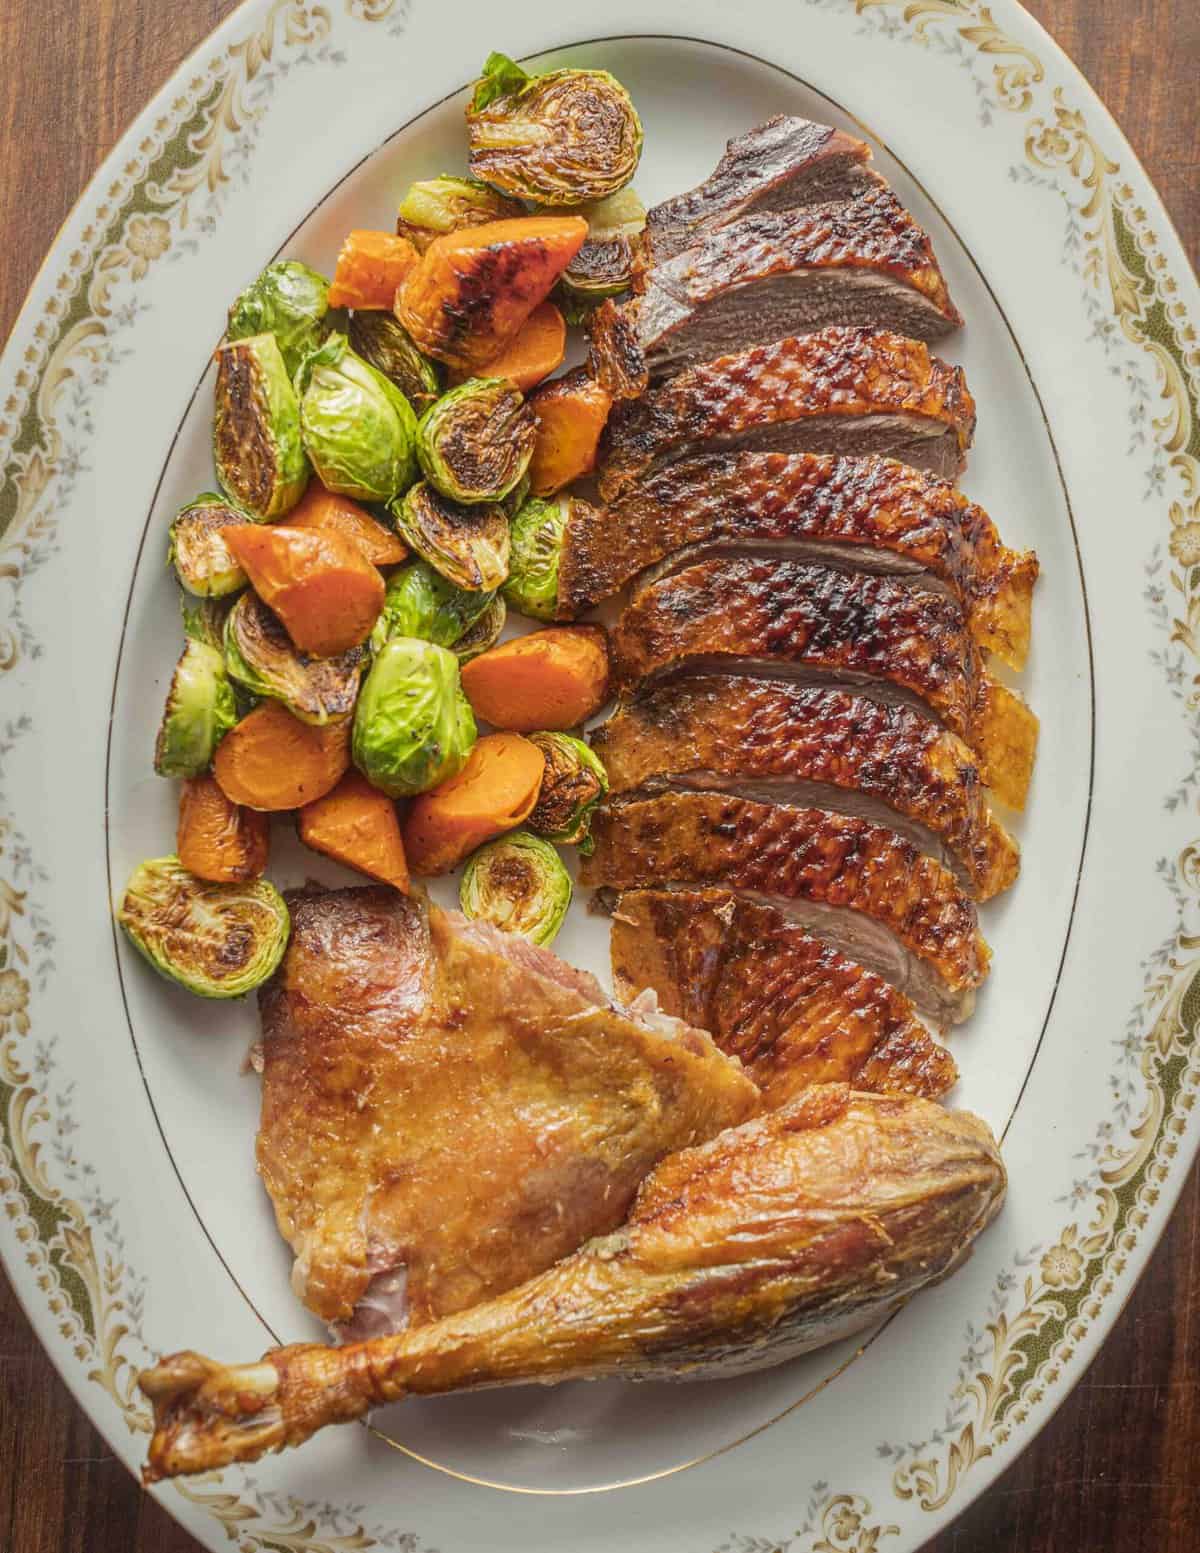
[391,481,511,592]
[168,494,251,598]
[213,333,309,519]
[223,591,364,726]
[395,174,524,251]
[416,378,535,504]
[527,732,608,850]
[459,831,572,945]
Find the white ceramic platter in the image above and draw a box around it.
[2,3,1197,1549]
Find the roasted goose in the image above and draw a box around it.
[591,678,1019,899]
[558,452,1037,669]
[597,328,976,498]
[612,890,958,1106]
[639,115,879,271]
[141,1085,1005,1481]
[581,792,989,1025]
[257,886,758,1338]
[595,185,961,392]
[610,557,1037,810]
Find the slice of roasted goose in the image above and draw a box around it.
[596,328,975,498]
[640,115,879,271]
[558,452,1037,669]
[596,186,961,391]
[591,678,1018,899]
[581,792,990,1025]
[609,557,1037,810]
[612,888,958,1106]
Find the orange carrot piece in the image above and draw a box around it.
[460,627,610,733]
[222,524,385,657]
[527,366,613,496]
[298,769,410,890]
[177,775,270,882]
[396,216,587,372]
[328,230,420,309]
[213,703,351,811]
[454,302,566,393]
[403,732,545,876]
[285,483,407,567]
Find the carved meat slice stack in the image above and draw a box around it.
[586,117,1039,1082]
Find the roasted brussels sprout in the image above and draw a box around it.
[416,378,535,505]
[460,831,572,945]
[392,481,511,592]
[353,637,477,796]
[295,332,418,502]
[467,53,643,207]
[370,560,496,654]
[227,260,332,379]
[503,492,593,620]
[168,493,250,598]
[560,188,647,301]
[347,311,440,412]
[395,174,524,251]
[213,333,310,520]
[117,856,290,998]
[527,732,608,850]
[154,632,238,778]
[224,590,364,726]
[453,595,506,662]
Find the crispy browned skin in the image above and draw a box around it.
[256,888,758,1334]
[597,328,976,501]
[592,678,1018,899]
[612,890,957,1106]
[559,452,1037,669]
[141,1085,1005,1481]
[641,116,876,271]
[580,792,989,1011]
[610,557,1037,810]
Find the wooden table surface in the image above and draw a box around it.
[2,1,1198,1548]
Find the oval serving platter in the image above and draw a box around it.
[2,3,1197,1549]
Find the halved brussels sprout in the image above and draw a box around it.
[117,856,289,998]
[503,492,592,620]
[395,175,524,251]
[154,634,238,778]
[416,378,535,505]
[296,332,418,503]
[392,481,511,592]
[467,53,643,207]
[224,590,364,726]
[168,493,251,598]
[527,732,608,850]
[370,560,496,654]
[453,595,506,663]
[227,260,332,379]
[213,333,309,520]
[560,189,647,301]
[353,637,477,797]
[348,311,440,412]
[459,831,572,945]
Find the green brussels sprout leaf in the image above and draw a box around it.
[460,831,572,945]
[416,378,534,505]
[213,332,310,520]
[227,260,333,379]
[527,732,608,850]
[353,637,477,797]
[469,51,533,114]
[154,636,238,778]
[392,481,511,592]
[168,493,251,598]
[370,561,496,654]
[224,590,364,725]
[117,856,290,999]
[296,332,418,503]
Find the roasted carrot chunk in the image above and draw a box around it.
[177,775,270,882]
[213,703,351,811]
[222,524,385,657]
[403,732,545,876]
[285,483,407,567]
[460,627,610,732]
[328,230,420,309]
[527,367,613,495]
[456,301,566,392]
[396,216,587,372]
[298,769,410,890]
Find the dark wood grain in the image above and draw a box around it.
[1,2,1198,1549]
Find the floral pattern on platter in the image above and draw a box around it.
[0,0,1199,1550]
